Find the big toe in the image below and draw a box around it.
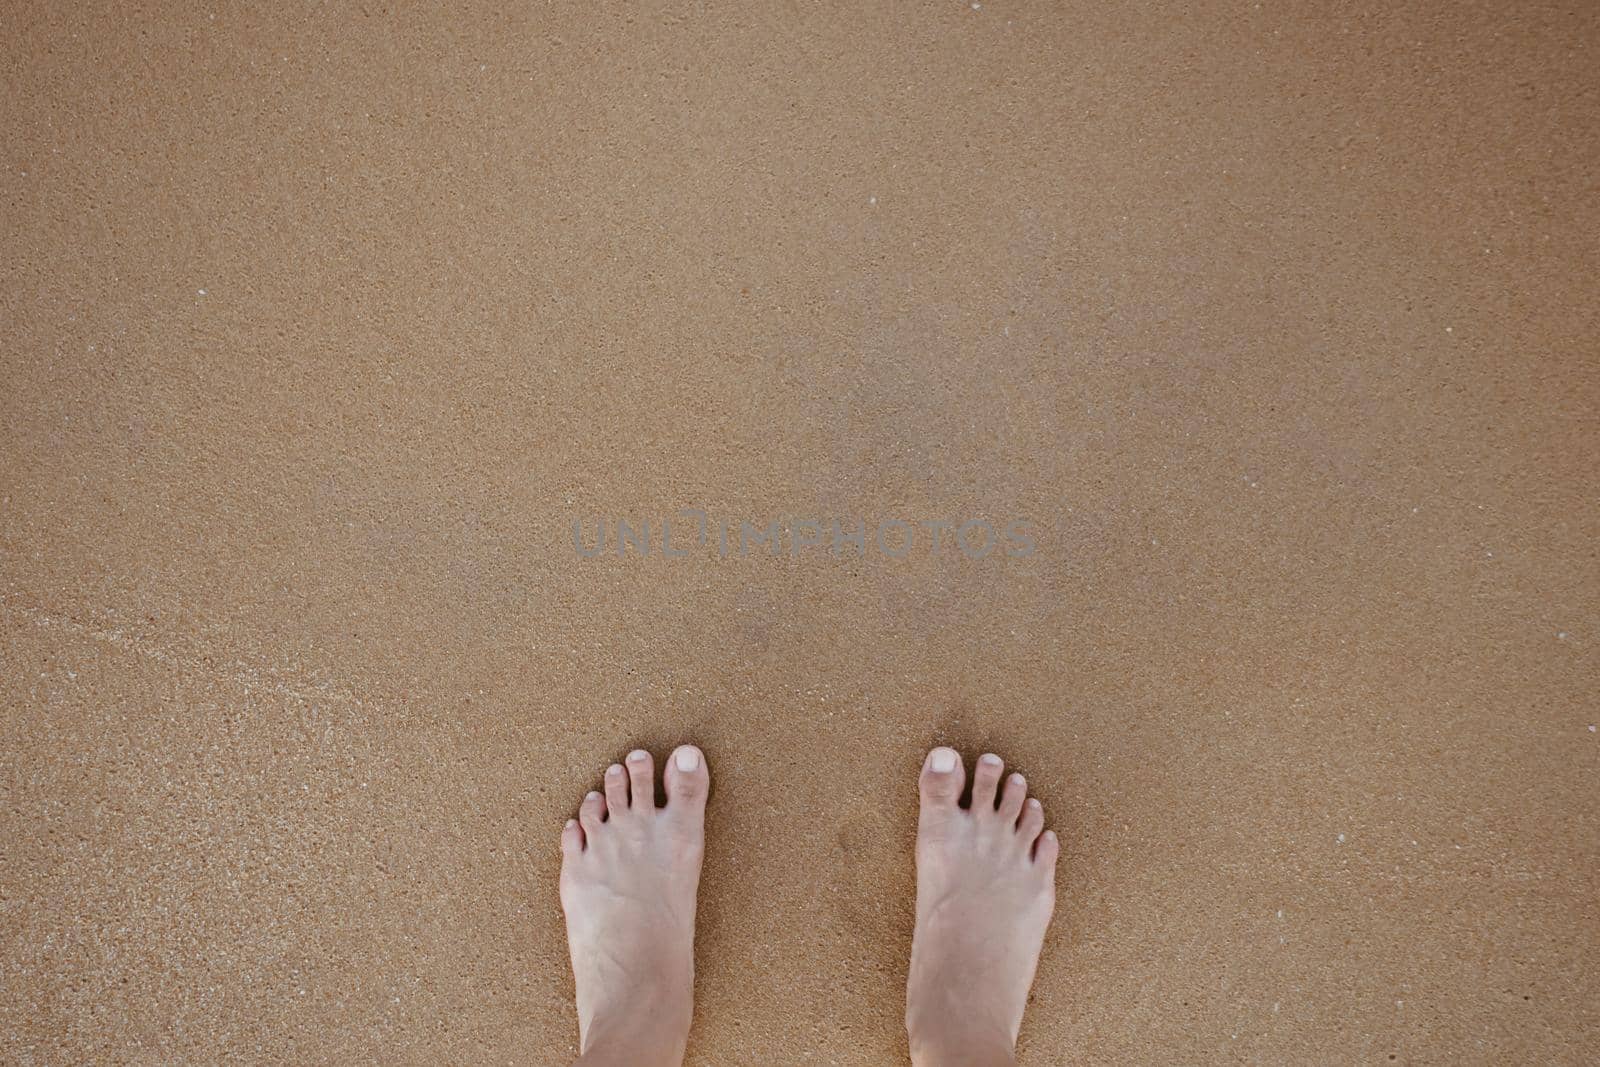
[663,744,710,821]
[919,747,966,809]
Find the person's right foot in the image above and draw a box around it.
[906,747,1060,1067]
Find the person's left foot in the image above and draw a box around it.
[559,745,709,1066]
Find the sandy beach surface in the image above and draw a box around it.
[3,2,1597,1063]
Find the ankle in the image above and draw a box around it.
[908,1023,1016,1067]
[578,993,691,1067]
[576,1030,685,1067]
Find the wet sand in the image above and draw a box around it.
[3,2,1597,1063]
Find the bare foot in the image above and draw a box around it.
[906,747,1060,1067]
[559,745,709,1067]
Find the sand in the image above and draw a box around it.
[2,1,1597,1063]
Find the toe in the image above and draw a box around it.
[603,764,630,813]
[1018,797,1045,848]
[663,745,710,817]
[970,753,1004,812]
[998,772,1027,822]
[561,817,583,855]
[625,749,656,810]
[578,790,606,834]
[1035,828,1061,869]
[919,747,966,809]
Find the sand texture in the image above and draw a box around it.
[3,1,1597,1063]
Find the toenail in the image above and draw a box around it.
[674,748,700,772]
[1028,798,1041,809]
[930,748,958,773]
[980,753,1002,766]
[627,749,649,763]
[565,819,576,829]
[585,791,601,801]
[607,764,623,775]
[1011,773,1025,785]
